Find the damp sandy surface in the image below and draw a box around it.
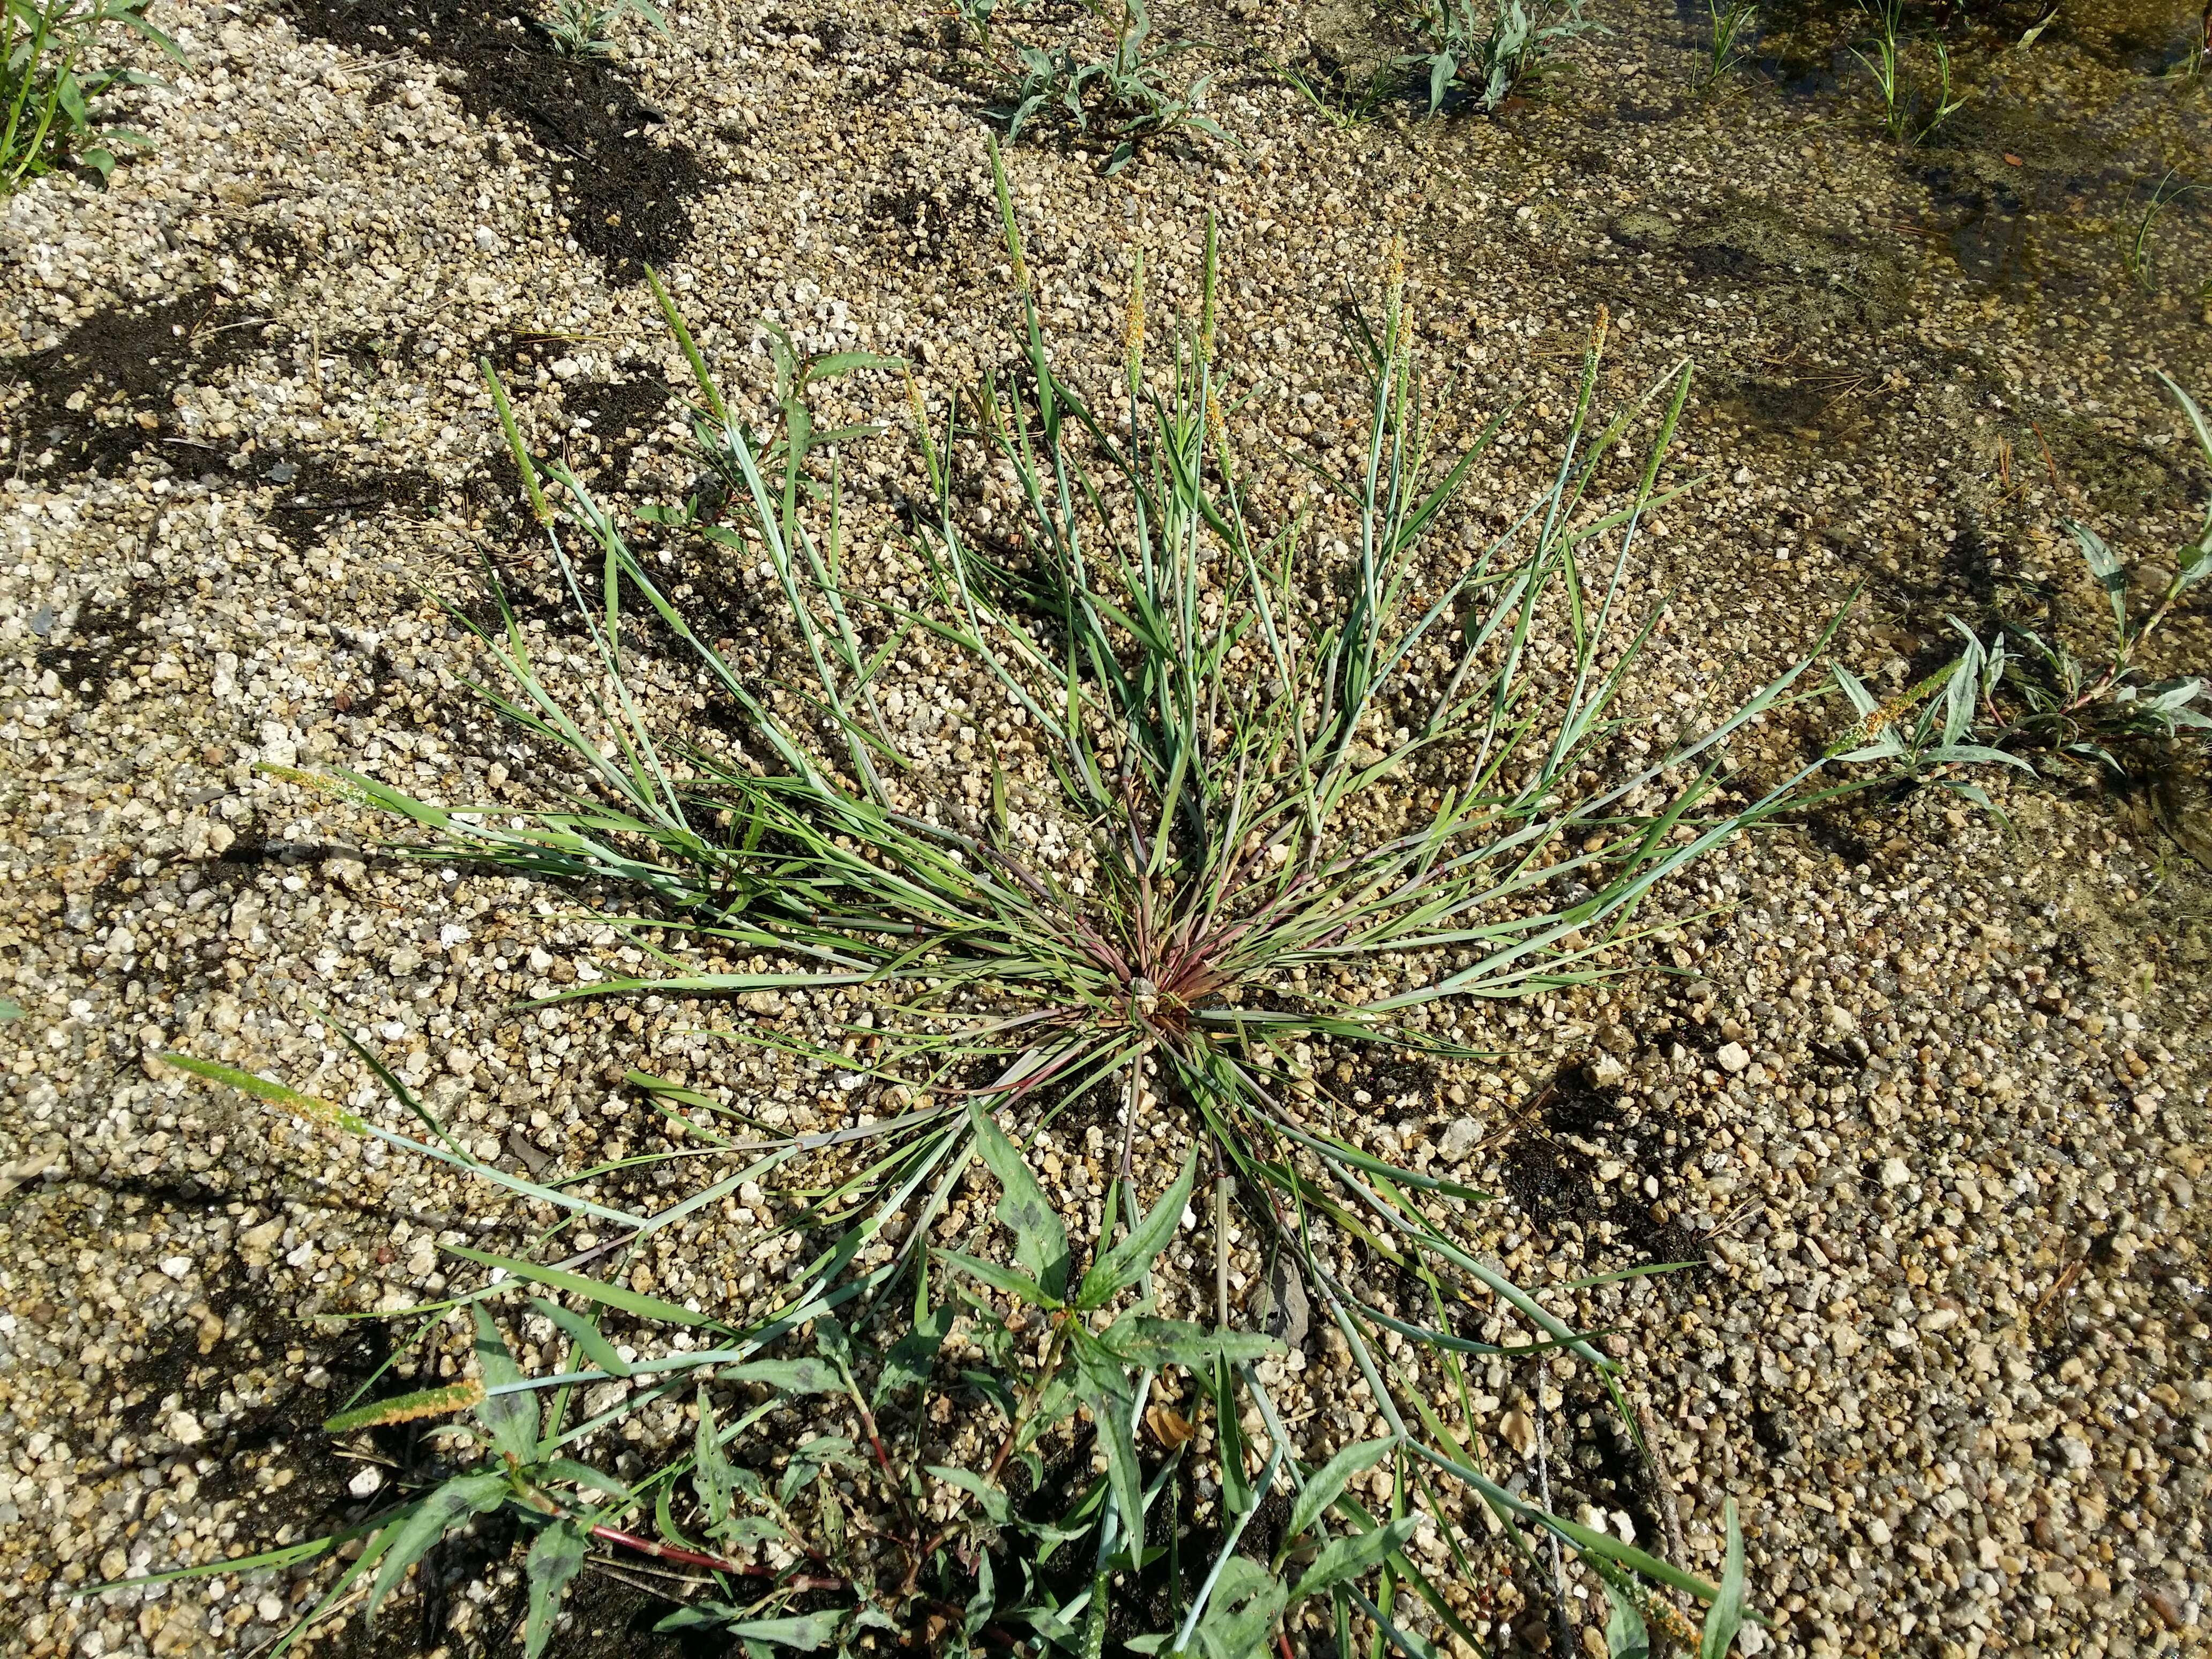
[2,0,2208,1655]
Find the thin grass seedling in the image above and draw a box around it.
[1919,35,1968,139]
[2128,168,2203,289]
[1274,50,1392,128]
[1697,0,1757,94]
[1850,0,1968,142]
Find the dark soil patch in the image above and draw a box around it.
[280,0,710,276]
[867,177,993,272]
[33,581,154,698]
[2,290,265,478]
[114,1265,394,1560]
[1498,1071,1710,1281]
[261,449,444,540]
[1555,1380,1672,1564]
[566,373,675,484]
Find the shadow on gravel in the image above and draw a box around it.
[280,0,710,276]
[3,290,261,477]
[3,290,436,535]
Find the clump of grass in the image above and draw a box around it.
[978,0,1228,174]
[152,144,1830,1653]
[1850,0,1966,143]
[538,0,664,58]
[1396,0,1597,114]
[1696,0,1758,94]
[1,0,177,192]
[1832,372,2212,799]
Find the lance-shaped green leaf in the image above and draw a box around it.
[521,1519,588,1659]
[540,1459,630,1503]
[967,1098,1070,1301]
[1700,1500,1748,1657]
[939,1250,1056,1307]
[928,1463,1011,1524]
[1287,1513,1422,1602]
[1099,1314,1282,1371]
[1280,1438,1396,1561]
[2065,520,2128,637]
[1069,1328,1144,1541]
[1191,1556,1287,1659]
[874,1305,954,1404]
[1602,1575,1651,1658]
[723,1357,843,1395]
[471,1307,540,1464]
[694,1389,742,1535]
[1077,1152,1195,1309]
[366,1473,510,1620]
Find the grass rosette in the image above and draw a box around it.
[151,145,1814,1655]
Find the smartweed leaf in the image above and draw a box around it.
[1281,1438,1396,1558]
[873,1304,954,1404]
[811,1312,854,1371]
[365,1473,509,1620]
[540,1458,630,1504]
[1287,1513,1422,1601]
[1077,1152,1194,1309]
[701,1613,844,1650]
[2065,520,2128,637]
[1600,1572,1651,1658]
[470,1307,540,1464]
[693,1390,741,1535]
[723,1357,842,1394]
[929,1463,1012,1524]
[1101,1314,1281,1371]
[967,1099,1070,1300]
[940,1250,1056,1307]
[521,1519,588,1659]
[1070,1329,1144,1541]
[1192,1556,1289,1659]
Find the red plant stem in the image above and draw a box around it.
[585,1522,845,1592]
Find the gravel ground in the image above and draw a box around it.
[4,0,2210,1655]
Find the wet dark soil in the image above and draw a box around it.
[1499,1071,1714,1283]
[3,290,264,479]
[280,0,711,276]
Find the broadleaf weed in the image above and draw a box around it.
[1,0,180,192]
[1826,372,2212,796]
[1396,0,1598,116]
